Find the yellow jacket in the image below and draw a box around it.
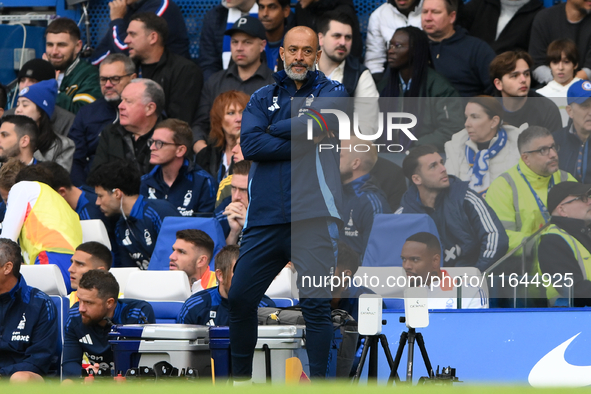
[486,158,575,253]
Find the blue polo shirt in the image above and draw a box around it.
[0,275,59,377]
[140,160,216,217]
[177,286,275,326]
[115,195,180,268]
[341,174,391,255]
[62,299,155,377]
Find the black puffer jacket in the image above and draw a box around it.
[457,0,543,54]
[294,0,363,59]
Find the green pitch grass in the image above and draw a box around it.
[4,381,591,394]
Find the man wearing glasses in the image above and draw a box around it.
[91,78,164,176]
[539,182,591,306]
[140,119,215,216]
[68,54,136,186]
[486,126,576,257]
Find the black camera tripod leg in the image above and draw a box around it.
[406,328,416,384]
[376,334,396,385]
[368,336,379,379]
[388,331,408,383]
[415,332,434,378]
[353,335,373,381]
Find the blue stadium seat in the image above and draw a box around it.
[362,213,441,267]
[383,298,404,310]
[149,301,185,324]
[270,298,298,307]
[148,216,226,271]
[51,295,69,379]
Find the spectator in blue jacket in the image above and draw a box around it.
[396,145,509,272]
[87,159,180,269]
[69,54,136,186]
[340,136,391,255]
[141,119,215,216]
[91,0,190,65]
[177,245,275,325]
[62,270,155,379]
[0,238,59,382]
[554,79,591,183]
[228,26,349,382]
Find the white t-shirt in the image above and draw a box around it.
[537,78,581,127]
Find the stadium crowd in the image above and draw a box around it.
[2,0,591,382]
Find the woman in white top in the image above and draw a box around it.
[445,96,526,196]
[536,39,581,127]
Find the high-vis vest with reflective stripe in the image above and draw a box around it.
[486,159,573,253]
[541,224,591,301]
[20,182,82,264]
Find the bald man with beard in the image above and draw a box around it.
[228,26,349,382]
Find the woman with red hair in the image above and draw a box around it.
[196,90,250,184]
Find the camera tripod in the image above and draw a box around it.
[353,317,434,385]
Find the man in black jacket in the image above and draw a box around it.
[91,79,164,175]
[124,12,202,124]
[295,0,362,59]
[457,0,542,54]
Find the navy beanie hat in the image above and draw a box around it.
[19,79,58,118]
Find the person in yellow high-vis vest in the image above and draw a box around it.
[486,126,576,256]
[539,181,591,307]
[0,160,82,293]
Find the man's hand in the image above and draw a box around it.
[109,0,127,20]
[224,202,247,230]
[193,140,207,155]
[224,202,246,245]
[312,129,335,144]
[577,69,590,80]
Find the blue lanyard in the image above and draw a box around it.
[517,164,554,223]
